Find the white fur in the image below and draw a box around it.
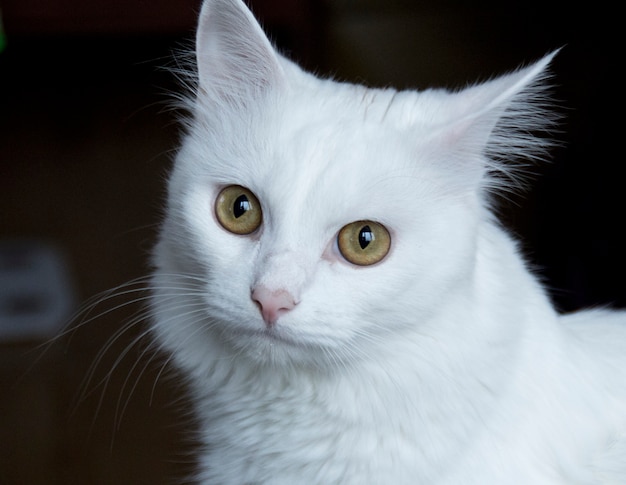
[150,0,626,482]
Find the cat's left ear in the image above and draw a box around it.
[430,50,559,186]
[195,0,286,105]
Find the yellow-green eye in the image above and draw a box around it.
[337,220,391,266]
[215,185,262,235]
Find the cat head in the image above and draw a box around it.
[153,0,556,371]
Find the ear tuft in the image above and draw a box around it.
[482,51,561,190]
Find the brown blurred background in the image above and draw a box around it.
[0,0,621,483]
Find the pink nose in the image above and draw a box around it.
[251,286,296,326]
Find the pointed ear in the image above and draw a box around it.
[195,0,285,105]
[431,50,559,190]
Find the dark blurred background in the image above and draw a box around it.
[0,0,621,483]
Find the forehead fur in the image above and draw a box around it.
[182,77,458,229]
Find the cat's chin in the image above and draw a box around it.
[219,323,341,368]
[233,326,302,347]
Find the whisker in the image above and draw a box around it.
[114,304,211,425]
[48,271,210,444]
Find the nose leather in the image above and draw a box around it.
[251,286,296,326]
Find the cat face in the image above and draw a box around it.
[158,89,481,369]
[152,0,555,370]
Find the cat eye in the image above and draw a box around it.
[215,185,263,235]
[337,221,391,266]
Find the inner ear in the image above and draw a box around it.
[195,0,286,104]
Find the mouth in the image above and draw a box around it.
[230,325,302,347]
[220,321,343,368]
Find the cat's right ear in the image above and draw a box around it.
[195,0,286,105]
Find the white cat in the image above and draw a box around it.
[150,0,626,482]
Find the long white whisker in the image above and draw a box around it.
[114,304,210,426]
[53,271,209,441]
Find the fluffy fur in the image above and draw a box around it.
[150,0,626,482]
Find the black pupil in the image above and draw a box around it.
[358,225,373,249]
[233,194,250,218]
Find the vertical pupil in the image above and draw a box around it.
[233,194,250,218]
[358,225,373,249]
